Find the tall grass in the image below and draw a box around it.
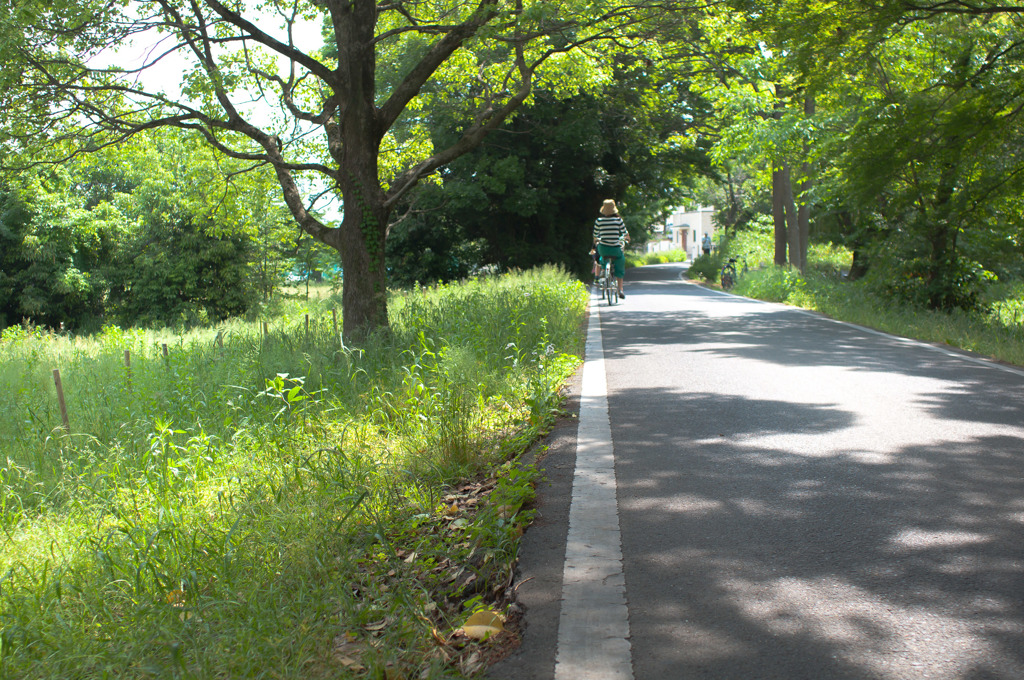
[0,266,587,679]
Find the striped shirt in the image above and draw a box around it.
[593,215,627,246]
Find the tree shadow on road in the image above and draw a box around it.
[598,304,1024,431]
[611,386,1024,680]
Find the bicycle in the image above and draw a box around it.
[720,254,748,291]
[597,257,619,305]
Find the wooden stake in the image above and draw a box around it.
[262,321,268,337]
[162,343,169,358]
[53,369,70,431]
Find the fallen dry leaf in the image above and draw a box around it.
[332,633,366,671]
[461,610,504,640]
[459,650,485,675]
[364,619,388,632]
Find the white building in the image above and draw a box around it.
[649,206,717,260]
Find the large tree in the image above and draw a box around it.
[686,3,819,269]
[3,0,697,338]
[693,0,1024,304]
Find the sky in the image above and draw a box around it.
[97,9,325,105]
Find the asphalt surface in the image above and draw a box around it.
[491,262,1024,680]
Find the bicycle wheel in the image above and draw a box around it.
[600,264,613,305]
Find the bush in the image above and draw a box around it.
[988,282,1024,327]
[625,249,687,268]
[688,252,726,282]
[735,266,808,302]
[105,220,262,327]
[874,254,996,313]
[722,229,774,269]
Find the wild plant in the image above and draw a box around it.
[0,267,587,679]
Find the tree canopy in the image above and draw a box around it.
[2,0,1022,330]
[2,0,707,337]
[386,54,713,284]
[688,0,1024,306]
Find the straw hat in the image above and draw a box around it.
[600,199,618,216]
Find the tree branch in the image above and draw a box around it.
[202,0,337,83]
[376,0,501,131]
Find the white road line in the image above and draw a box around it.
[799,307,1024,379]
[554,301,633,680]
[683,274,1024,379]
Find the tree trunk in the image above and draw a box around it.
[795,201,809,271]
[332,193,389,339]
[773,166,788,266]
[849,249,869,281]
[929,159,960,267]
[330,0,390,339]
[725,166,740,231]
[796,93,816,272]
[838,211,870,280]
[781,164,800,268]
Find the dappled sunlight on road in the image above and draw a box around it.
[583,268,1024,679]
[607,379,1024,679]
[722,574,1024,680]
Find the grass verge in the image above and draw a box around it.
[734,269,1024,367]
[0,266,587,679]
[688,228,1024,368]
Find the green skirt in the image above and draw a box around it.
[597,243,625,278]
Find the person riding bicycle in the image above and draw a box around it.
[593,199,630,298]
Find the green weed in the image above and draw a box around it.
[0,267,587,679]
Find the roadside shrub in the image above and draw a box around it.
[723,228,774,268]
[625,249,687,268]
[0,267,588,680]
[716,222,852,275]
[735,266,807,303]
[875,254,996,313]
[988,282,1024,328]
[688,252,726,282]
[808,241,854,276]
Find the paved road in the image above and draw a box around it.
[492,262,1024,680]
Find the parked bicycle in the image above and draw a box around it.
[720,254,748,291]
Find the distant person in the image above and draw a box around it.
[702,233,712,256]
[593,199,630,298]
